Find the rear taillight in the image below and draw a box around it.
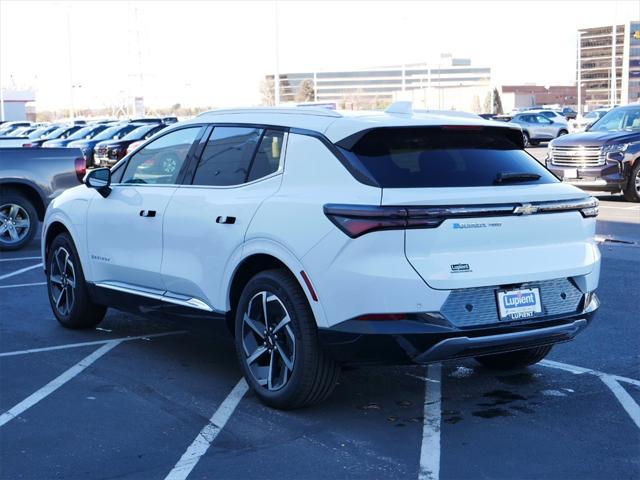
[22,143,33,148]
[323,204,443,238]
[74,157,87,183]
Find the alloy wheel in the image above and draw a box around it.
[49,246,76,316]
[0,203,30,245]
[635,169,640,194]
[241,291,296,391]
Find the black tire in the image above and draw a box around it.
[474,345,552,370]
[558,129,568,137]
[0,190,38,251]
[522,132,530,148]
[46,232,107,329]
[234,269,340,409]
[623,161,640,202]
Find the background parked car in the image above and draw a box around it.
[561,107,578,120]
[496,112,568,146]
[42,123,113,148]
[24,124,84,148]
[528,109,569,127]
[569,108,611,133]
[68,122,144,167]
[8,125,40,137]
[0,121,33,136]
[0,146,84,250]
[547,103,640,202]
[94,123,168,167]
[0,125,60,148]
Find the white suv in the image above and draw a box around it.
[42,106,601,409]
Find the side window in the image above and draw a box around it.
[247,129,285,182]
[192,127,262,186]
[536,115,552,124]
[121,127,200,185]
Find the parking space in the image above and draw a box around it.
[0,190,638,479]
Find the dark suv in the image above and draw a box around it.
[546,104,640,202]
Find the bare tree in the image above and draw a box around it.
[294,79,315,103]
[260,78,276,106]
[492,88,504,114]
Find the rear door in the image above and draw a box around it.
[161,126,286,312]
[534,114,556,139]
[86,126,203,291]
[341,126,598,290]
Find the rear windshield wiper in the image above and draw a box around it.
[494,172,541,184]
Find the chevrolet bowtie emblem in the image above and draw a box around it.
[514,204,539,215]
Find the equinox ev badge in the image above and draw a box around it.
[451,263,471,273]
[514,204,539,215]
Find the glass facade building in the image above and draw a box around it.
[266,56,491,108]
[578,21,640,110]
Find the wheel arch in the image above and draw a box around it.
[42,216,83,274]
[0,180,47,221]
[225,240,328,328]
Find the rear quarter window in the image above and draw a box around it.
[337,127,558,188]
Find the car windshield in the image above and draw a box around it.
[121,124,159,141]
[9,127,30,136]
[585,111,598,119]
[27,126,57,139]
[92,124,139,141]
[42,126,71,139]
[66,124,108,140]
[590,107,640,132]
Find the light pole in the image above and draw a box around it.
[66,6,75,119]
[577,30,582,116]
[274,0,280,105]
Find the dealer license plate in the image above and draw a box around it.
[496,287,542,321]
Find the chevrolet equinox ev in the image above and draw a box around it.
[41,106,601,409]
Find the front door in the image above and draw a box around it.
[86,126,202,291]
[162,127,286,312]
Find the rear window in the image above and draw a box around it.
[338,127,558,188]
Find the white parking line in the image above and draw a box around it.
[0,282,47,289]
[0,331,188,357]
[0,256,41,263]
[0,263,42,281]
[419,364,442,480]
[539,359,640,387]
[164,378,249,480]
[600,375,640,429]
[0,340,121,427]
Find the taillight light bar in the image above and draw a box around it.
[324,197,599,238]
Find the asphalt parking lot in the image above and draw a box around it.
[1,160,639,480]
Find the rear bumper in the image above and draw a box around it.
[319,296,598,366]
[412,319,587,363]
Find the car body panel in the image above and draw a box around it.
[41,107,601,366]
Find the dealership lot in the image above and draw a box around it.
[0,187,639,479]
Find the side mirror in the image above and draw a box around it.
[85,167,112,198]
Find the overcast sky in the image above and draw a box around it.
[1,0,638,110]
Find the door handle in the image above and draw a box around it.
[139,210,156,218]
[216,216,236,224]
